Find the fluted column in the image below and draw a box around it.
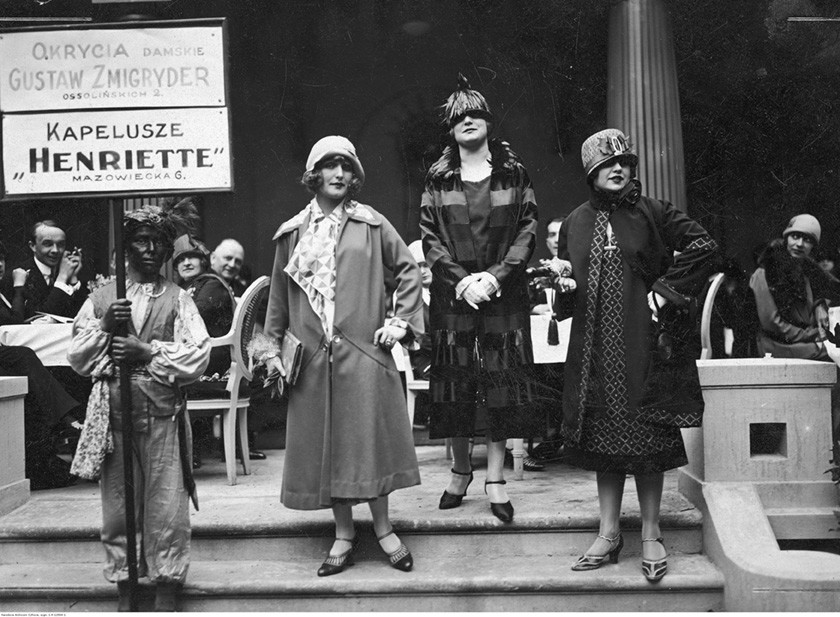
[607,0,687,212]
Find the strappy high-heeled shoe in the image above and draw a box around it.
[571,533,624,571]
[641,537,667,582]
[376,528,413,572]
[484,480,514,523]
[317,536,358,577]
[439,467,473,510]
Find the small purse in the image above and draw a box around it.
[281,330,303,386]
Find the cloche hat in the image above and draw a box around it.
[581,128,639,177]
[783,214,821,245]
[172,233,210,265]
[305,135,365,185]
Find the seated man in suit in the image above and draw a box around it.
[0,240,80,489]
[21,220,88,319]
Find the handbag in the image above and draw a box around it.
[281,330,303,386]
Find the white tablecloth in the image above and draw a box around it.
[0,323,74,366]
[530,315,570,364]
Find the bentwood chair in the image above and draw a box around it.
[700,272,726,360]
[187,275,270,485]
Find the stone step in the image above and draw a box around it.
[0,553,725,612]
[0,520,703,565]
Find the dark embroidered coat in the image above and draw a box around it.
[556,190,717,436]
[419,139,538,419]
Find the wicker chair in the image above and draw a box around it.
[187,275,270,485]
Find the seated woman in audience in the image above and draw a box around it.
[263,135,423,576]
[750,214,839,360]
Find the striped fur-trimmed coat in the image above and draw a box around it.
[419,139,539,439]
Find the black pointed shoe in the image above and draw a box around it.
[485,480,514,523]
[438,467,473,509]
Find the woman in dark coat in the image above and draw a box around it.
[264,136,424,577]
[750,214,838,360]
[555,129,717,582]
[420,75,539,523]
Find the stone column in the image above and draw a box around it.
[607,0,688,212]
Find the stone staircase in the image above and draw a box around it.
[0,446,724,612]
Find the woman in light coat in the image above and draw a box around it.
[264,136,424,576]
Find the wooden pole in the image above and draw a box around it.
[111,198,139,612]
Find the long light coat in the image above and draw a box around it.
[265,201,424,510]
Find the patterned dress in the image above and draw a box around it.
[558,185,717,475]
[567,224,687,474]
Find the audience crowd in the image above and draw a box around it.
[3,77,840,612]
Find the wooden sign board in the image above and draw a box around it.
[3,108,231,197]
[0,19,232,200]
[0,24,226,111]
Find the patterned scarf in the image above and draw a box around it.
[285,199,344,334]
[69,355,115,481]
[572,201,629,442]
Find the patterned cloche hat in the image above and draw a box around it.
[580,129,639,177]
[442,73,493,128]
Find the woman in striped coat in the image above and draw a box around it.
[420,75,540,523]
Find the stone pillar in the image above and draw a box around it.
[607,0,688,212]
[680,358,837,511]
[0,376,29,516]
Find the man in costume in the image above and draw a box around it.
[68,199,210,611]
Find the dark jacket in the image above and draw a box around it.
[18,257,88,319]
[557,186,717,435]
[0,275,26,325]
[185,272,236,377]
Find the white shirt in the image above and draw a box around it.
[34,256,80,297]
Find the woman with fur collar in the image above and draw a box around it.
[420,75,539,523]
[750,214,838,359]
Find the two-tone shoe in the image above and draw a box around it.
[641,537,668,582]
[377,529,413,572]
[317,536,358,577]
[571,533,624,571]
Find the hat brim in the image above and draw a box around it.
[312,151,365,184]
[586,153,639,177]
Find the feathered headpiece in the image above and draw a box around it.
[441,73,493,128]
[123,197,200,246]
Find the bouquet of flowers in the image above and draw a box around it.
[247,332,285,399]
